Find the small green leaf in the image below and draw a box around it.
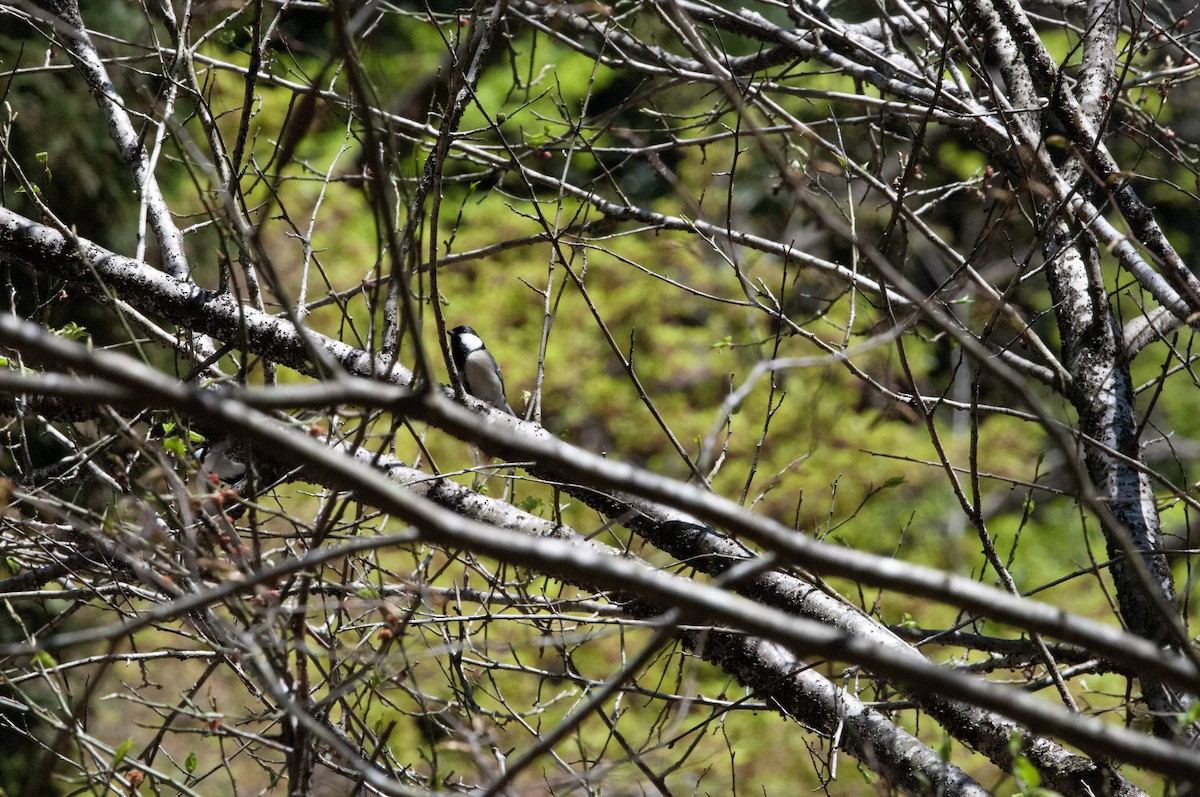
[53,322,88,341]
[31,650,56,669]
[881,476,905,489]
[162,436,186,458]
[525,125,555,148]
[1012,754,1041,791]
[1178,701,1200,726]
[184,751,197,774]
[113,738,135,767]
[1007,728,1024,757]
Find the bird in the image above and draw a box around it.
[196,440,248,484]
[448,325,515,415]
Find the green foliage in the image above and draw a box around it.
[1007,730,1070,796]
[111,738,135,769]
[52,322,88,343]
[935,139,987,182]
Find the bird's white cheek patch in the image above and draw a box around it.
[458,332,484,351]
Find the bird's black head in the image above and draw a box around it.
[448,325,486,374]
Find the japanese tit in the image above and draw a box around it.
[449,325,515,415]
[195,440,248,483]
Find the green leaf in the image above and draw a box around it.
[525,126,555,148]
[881,476,905,489]
[162,436,186,458]
[184,751,197,774]
[53,322,88,341]
[1178,700,1200,726]
[31,650,56,669]
[113,738,135,767]
[1012,755,1040,791]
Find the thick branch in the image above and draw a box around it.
[0,316,1194,781]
